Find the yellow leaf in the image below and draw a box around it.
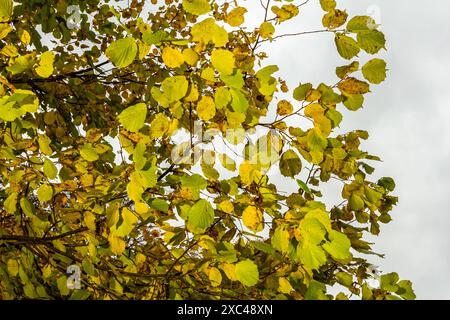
[182,48,199,66]
[162,47,184,68]
[185,83,199,102]
[1,44,17,57]
[19,29,30,46]
[242,206,264,233]
[197,96,216,121]
[276,100,293,116]
[211,49,235,75]
[35,51,55,78]
[259,22,275,39]
[278,277,294,294]
[218,200,234,214]
[7,259,19,276]
[137,40,150,60]
[84,211,96,232]
[221,263,237,281]
[108,234,126,255]
[226,7,247,27]
[239,161,259,185]
[0,23,11,39]
[150,113,170,139]
[191,18,228,47]
[182,0,211,16]
[209,267,222,287]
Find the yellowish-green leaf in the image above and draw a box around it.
[215,86,231,109]
[43,158,58,180]
[187,199,215,233]
[106,37,137,68]
[182,0,211,16]
[335,34,360,60]
[37,184,53,203]
[4,192,18,213]
[0,0,13,22]
[279,150,302,177]
[80,143,99,162]
[362,58,387,84]
[161,76,189,103]
[117,103,147,132]
[235,260,259,287]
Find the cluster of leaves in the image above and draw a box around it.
[0,0,414,300]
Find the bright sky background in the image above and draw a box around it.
[241,0,450,299]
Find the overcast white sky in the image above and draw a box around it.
[241,0,450,299]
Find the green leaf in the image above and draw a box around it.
[20,198,34,217]
[6,53,35,75]
[348,193,364,211]
[106,37,137,68]
[150,199,169,213]
[377,177,396,192]
[396,280,416,300]
[221,70,244,89]
[235,260,259,287]
[305,280,328,300]
[343,93,364,111]
[336,61,359,79]
[117,103,147,133]
[336,272,353,287]
[296,179,311,194]
[219,153,236,171]
[80,144,99,162]
[380,272,399,292]
[43,158,58,180]
[293,83,312,101]
[347,16,376,33]
[335,34,360,60]
[230,88,248,113]
[362,58,387,84]
[357,30,386,54]
[187,199,215,233]
[279,150,302,177]
[181,174,207,190]
[142,30,168,46]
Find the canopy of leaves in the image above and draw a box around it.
[0,0,413,300]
